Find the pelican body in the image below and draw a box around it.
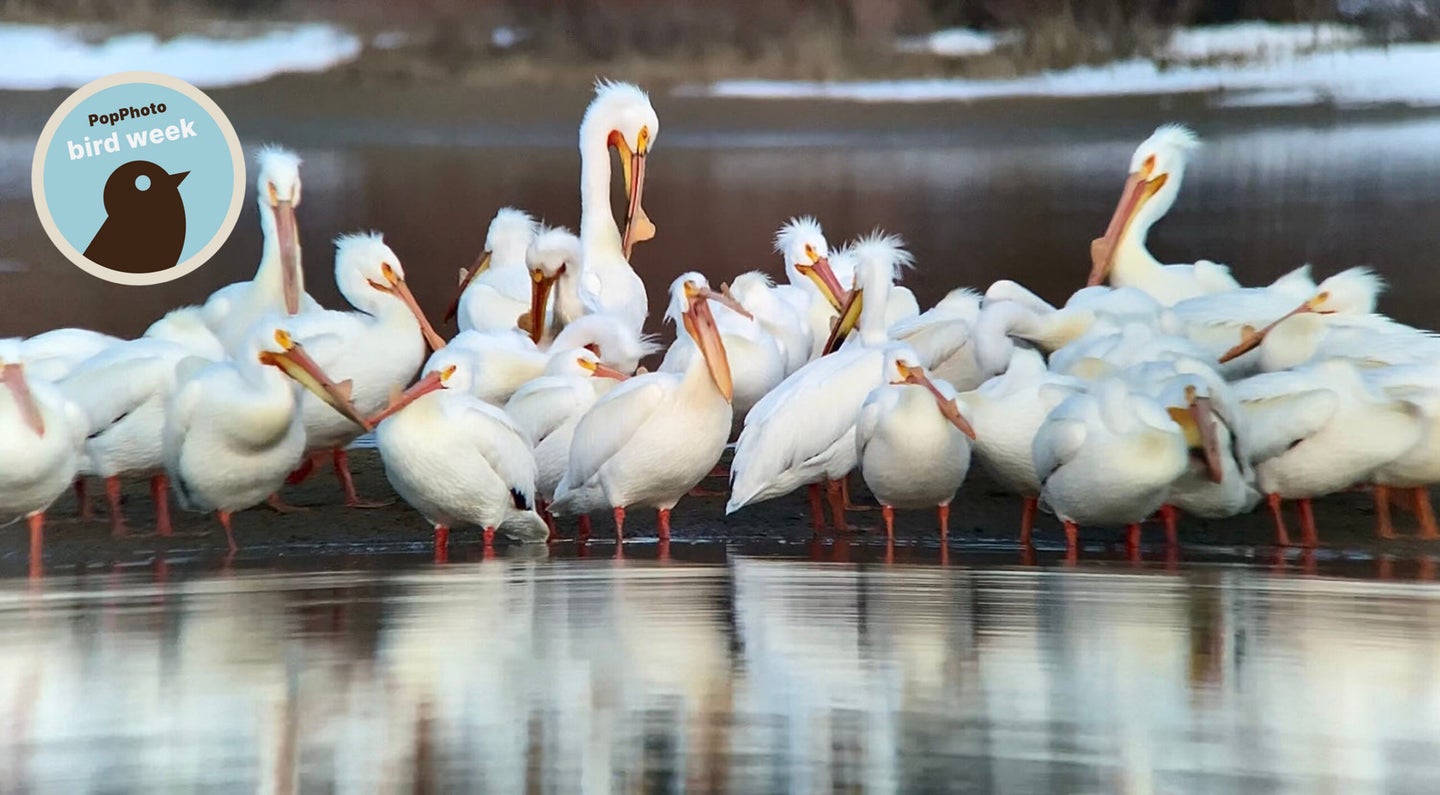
[1088,125,1238,305]
[163,327,366,550]
[856,349,976,538]
[202,147,320,354]
[0,349,86,575]
[551,273,735,540]
[373,347,549,554]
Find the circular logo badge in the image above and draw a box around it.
[31,71,245,286]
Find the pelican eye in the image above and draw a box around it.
[266,181,279,205]
[273,329,293,349]
[1140,154,1157,179]
[441,365,457,382]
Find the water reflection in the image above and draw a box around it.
[1,560,1439,791]
[4,114,1440,339]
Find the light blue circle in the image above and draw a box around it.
[135,174,151,191]
[40,79,236,269]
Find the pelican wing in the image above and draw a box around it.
[1233,371,1340,461]
[854,386,898,459]
[59,352,172,436]
[1190,260,1239,293]
[162,365,213,509]
[1032,415,1088,485]
[730,349,882,507]
[889,314,972,373]
[446,398,540,502]
[504,377,594,446]
[564,374,674,489]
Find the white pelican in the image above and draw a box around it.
[1182,266,1382,374]
[0,345,86,574]
[447,312,653,407]
[276,233,444,507]
[142,306,226,359]
[658,279,781,418]
[1122,360,1257,537]
[1087,124,1239,305]
[201,146,320,354]
[887,287,983,389]
[163,326,368,551]
[831,237,920,330]
[5,328,124,383]
[524,223,587,342]
[960,347,1083,544]
[728,233,913,529]
[771,216,849,360]
[1032,377,1199,552]
[550,273,735,540]
[855,347,976,539]
[1366,365,1440,539]
[574,80,659,337]
[724,271,812,376]
[1234,359,1425,546]
[446,207,538,334]
[58,336,222,536]
[504,348,629,513]
[370,346,550,555]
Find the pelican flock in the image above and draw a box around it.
[7,79,1440,570]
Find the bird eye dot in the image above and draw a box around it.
[134,174,151,191]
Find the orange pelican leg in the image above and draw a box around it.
[657,508,671,543]
[1297,498,1319,548]
[882,505,895,540]
[334,449,392,508]
[825,479,851,531]
[150,474,173,537]
[1374,485,1397,540]
[27,512,43,581]
[1159,504,1179,547]
[613,506,626,541]
[217,511,237,553]
[1267,493,1290,547]
[434,525,450,564]
[1414,488,1440,540]
[104,476,127,537]
[1020,496,1037,547]
[74,479,93,521]
[938,503,950,541]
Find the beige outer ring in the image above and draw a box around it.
[30,71,246,286]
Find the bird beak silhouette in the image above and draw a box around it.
[0,361,45,437]
[171,170,190,186]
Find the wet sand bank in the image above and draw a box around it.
[6,449,1437,579]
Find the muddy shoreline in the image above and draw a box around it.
[5,449,1436,579]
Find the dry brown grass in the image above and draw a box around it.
[4,0,1422,85]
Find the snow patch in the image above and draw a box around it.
[0,22,362,90]
[895,28,1008,58]
[1162,22,1366,62]
[691,40,1440,109]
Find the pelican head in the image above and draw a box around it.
[546,347,632,381]
[368,347,465,425]
[1088,124,1200,286]
[523,224,583,343]
[1218,268,1382,363]
[667,272,734,402]
[256,145,304,315]
[550,313,659,374]
[255,328,371,430]
[582,80,659,257]
[885,345,976,439]
[445,207,538,322]
[0,351,45,437]
[823,231,913,352]
[1164,383,1224,483]
[335,232,445,352]
[774,215,845,311]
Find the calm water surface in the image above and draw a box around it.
[2,558,1439,792]
[2,89,1439,337]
